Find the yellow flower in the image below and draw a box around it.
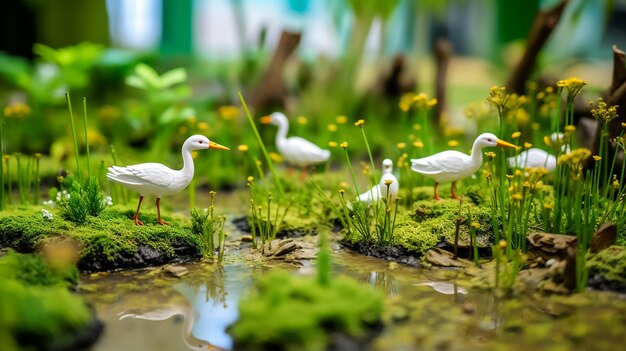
[613,176,619,189]
[269,152,283,163]
[522,181,531,188]
[593,155,602,161]
[218,105,239,120]
[198,122,209,131]
[384,179,394,186]
[247,176,254,183]
[506,175,514,180]
[297,116,308,125]
[448,140,459,147]
[499,240,507,249]
[413,124,422,131]
[328,141,338,148]
[524,142,533,149]
[238,144,249,152]
[486,86,509,110]
[590,98,619,126]
[511,193,523,201]
[511,131,521,139]
[546,86,554,94]
[399,93,414,112]
[622,122,626,128]
[327,123,338,132]
[411,92,437,110]
[341,142,348,149]
[3,102,31,118]
[556,77,586,100]
[336,115,347,124]
[485,151,496,160]
[564,125,576,134]
[98,105,121,120]
[483,170,492,179]
[339,189,345,195]
[397,142,406,149]
[34,153,42,160]
[544,203,553,209]
[354,119,365,127]
[413,141,424,148]
[471,222,480,229]
[340,181,349,189]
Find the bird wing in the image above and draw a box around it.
[107,163,177,188]
[410,151,469,175]
[281,137,330,163]
[357,185,381,203]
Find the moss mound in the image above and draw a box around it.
[0,207,203,271]
[229,270,384,351]
[587,246,626,291]
[0,251,99,351]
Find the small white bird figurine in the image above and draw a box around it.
[356,159,399,205]
[107,135,229,225]
[507,133,568,172]
[261,112,330,168]
[410,133,517,201]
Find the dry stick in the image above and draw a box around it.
[453,198,463,260]
[506,0,568,94]
[434,38,453,127]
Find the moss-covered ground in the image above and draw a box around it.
[228,270,384,351]
[0,251,97,351]
[0,206,203,272]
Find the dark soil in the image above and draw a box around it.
[76,243,202,273]
[232,216,316,238]
[586,273,626,293]
[341,240,422,267]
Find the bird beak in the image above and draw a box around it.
[496,139,517,149]
[209,141,230,151]
[260,116,272,124]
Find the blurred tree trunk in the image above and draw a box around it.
[37,0,109,47]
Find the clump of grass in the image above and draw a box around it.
[191,190,227,261]
[246,176,294,250]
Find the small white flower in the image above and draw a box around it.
[105,196,113,206]
[43,200,55,206]
[41,209,54,221]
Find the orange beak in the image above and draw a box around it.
[209,141,230,151]
[260,116,272,124]
[496,139,518,149]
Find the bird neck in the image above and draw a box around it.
[470,139,485,168]
[275,119,289,146]
[181,146,195,175]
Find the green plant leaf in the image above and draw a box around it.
[159,68,187,89]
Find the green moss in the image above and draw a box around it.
[0,251,92,348]
[229,270,384,351]
[0,206,203,269]
[587,246,626,286]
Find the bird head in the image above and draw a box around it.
[260,112,287,126]
[186,135,229,151]
[382,159,393,173]
[476,133,517,149]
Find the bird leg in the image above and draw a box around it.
[451,182,461,200]
[156,197,169,225]
[433,182,442,201]
[133,196,144,226]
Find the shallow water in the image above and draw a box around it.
[82,243,626,351]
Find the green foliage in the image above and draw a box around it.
[59,181,89,224]
[587,246,626,287]
[229,271,383,351]
[84,178,106,217]
[0,252,91,347]
[0,207,203,268]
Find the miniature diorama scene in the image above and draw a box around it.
[2,0,626,350]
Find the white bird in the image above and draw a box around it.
[410,133,517,201]
[261,112,330,168]
[356,159,399,205]
[106,135,229,225]
[507,133,569,172]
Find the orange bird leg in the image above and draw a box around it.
[156,197,169,225]
[451,182,460,200]
[133,195,144,226]
[433,182,442,201]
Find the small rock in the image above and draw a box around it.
[240,235,254,243]
[164,265,189,278]
[590,223,616,253]
[462,302,476,315]
[425,248,468,268]
[264,239,300,257]
[389,306,409,321]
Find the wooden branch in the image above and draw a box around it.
[434,38,453,125]
[506,0,568,94]
[249,31,302,111]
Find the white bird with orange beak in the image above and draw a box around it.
[261,112,330,168]
[410,133,517,200]
[106,135,229,225]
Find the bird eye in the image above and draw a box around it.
[198,140,203,144]
[487,138,492,142]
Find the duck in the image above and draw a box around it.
[410,133,517,200]
[356,159,399,205]
[260,112,330,168]
[507,133,568,172]
[106,135,229,225]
